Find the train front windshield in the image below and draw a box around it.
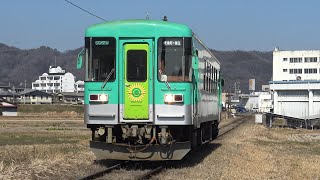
[158,37,192,82]
[85,37,116,81]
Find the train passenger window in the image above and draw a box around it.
[86,37,116,81]
[126,50,147,82]
[211,66,214,80]
[203,75,206,90]
[158,37,192,82]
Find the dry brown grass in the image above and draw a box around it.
[15,112,84,119]
[219,112,237,127]
[155,118,320,180]
[0,144,101,180]
[0,118,104,179]
[1,116,320,179]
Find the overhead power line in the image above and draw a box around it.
[64,0,107,22]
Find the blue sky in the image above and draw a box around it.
[0,0,319,52]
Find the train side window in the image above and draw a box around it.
[211,66,213,93]
[208,75,210,92]
[203,74,206,90]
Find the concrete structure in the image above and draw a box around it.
[273,49,320,81]
[32,66,76,93]
[271,48,320,119]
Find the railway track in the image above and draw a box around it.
[77,163,124,180]
[77,115,248,180]
[77,161,163,180]
[217,116,247,137]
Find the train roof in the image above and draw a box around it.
[85,19,192,37]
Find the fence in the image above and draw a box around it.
[264,113,320,130]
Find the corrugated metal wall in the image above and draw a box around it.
[275,90,320,118]
[278,90,308,101]
[278,101,309,118]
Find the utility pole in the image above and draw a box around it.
[226,86,232,119]
[234,81,240,94]
[12,86,15,104]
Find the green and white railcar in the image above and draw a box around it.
[77,19,223,161]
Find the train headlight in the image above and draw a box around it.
[90,94,108,102]
[164,94,174,103]
[99,94,108,102]
[164,94,183,104]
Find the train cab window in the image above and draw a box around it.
[158,37,192,82]
[126,50,147,82]
[86,37,116,81]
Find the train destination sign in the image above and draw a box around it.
[163,40,182,46]
[95,41,109,46]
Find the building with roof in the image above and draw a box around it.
[0,89,19,104]
[270,48,320,119]
[53,92,84,104]
[32,66,76,93]
[0,85,12,91]
[19,89,53,104]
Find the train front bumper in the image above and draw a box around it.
[90,141,191,161]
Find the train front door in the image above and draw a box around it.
[123,43,150,120]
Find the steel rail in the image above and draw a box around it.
[218,118,246,137]
[135,166,164,180]
[77,162,123,180]
[218,116,247,130]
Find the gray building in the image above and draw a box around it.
[270,48,320,119]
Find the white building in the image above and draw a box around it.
[271,48,320,119]
[75,80,84,93]
[32,66,76,93]
[240,92,272,113]
[273,48,320,81]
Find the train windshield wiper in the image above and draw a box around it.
[158,70,171,90]
[101,68,115,89]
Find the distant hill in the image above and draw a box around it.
[0,43,84,88]
[0,43,272,92]
[212,50,273,93]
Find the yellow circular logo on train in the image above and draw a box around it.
[127,83,146,102]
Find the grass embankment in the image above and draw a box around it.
[10,104,84,119]
[18,104,83,114]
